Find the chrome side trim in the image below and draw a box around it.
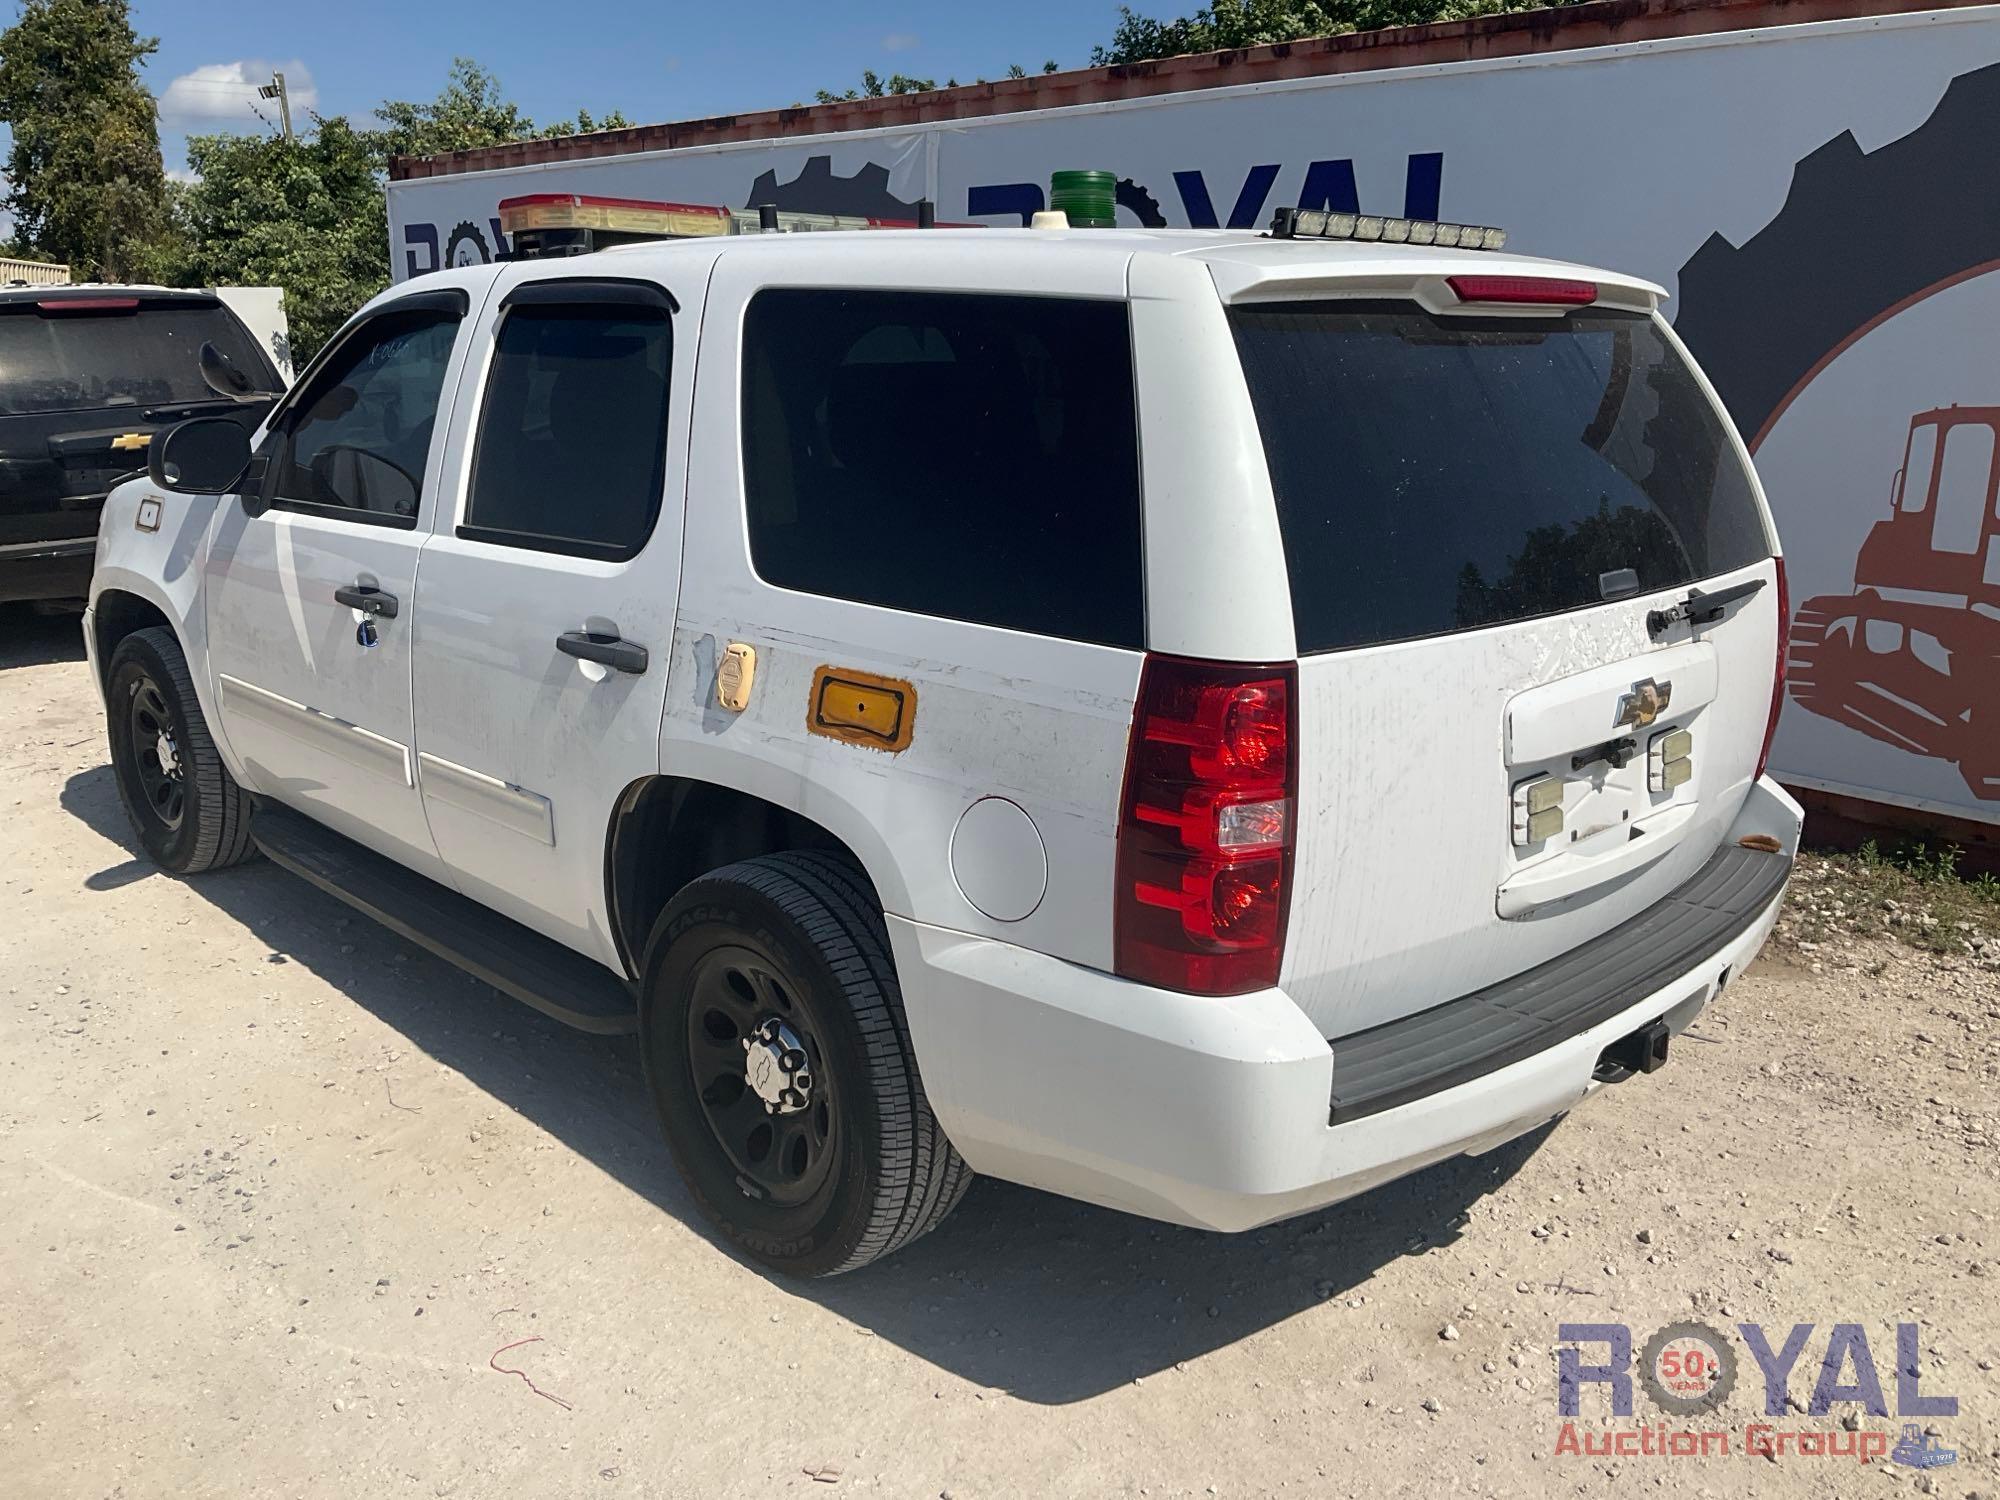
[216,673,412,786]
[416,750,556,847]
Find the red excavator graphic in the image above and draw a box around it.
[1788,405,2000,800]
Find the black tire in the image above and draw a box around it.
[640,851,971,1276]
[104,627,255,874]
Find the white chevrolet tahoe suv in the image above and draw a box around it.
[84,211,1801,1276]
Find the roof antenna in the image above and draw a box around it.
[757,203,780,233]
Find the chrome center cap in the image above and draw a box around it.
[154,730,181,778]
[741,1017,811,1115]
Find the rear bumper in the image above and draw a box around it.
[892,778,1801,1233]
[0,535,94,604]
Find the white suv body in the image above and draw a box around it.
[85,226,1801,1272]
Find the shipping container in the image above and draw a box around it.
[388,0,2000,838]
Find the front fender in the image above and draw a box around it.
[90,476,240,777]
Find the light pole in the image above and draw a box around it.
[257,72,294,142]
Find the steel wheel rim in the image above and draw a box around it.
[127,675,185,830]
[685,944,837,1207]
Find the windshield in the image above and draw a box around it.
[0,298,275,417]
[1229,301,1772,653]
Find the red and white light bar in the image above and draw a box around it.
[1270,206,1508,251]
[498,193,954,241]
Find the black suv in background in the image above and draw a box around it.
[0,286,285,605]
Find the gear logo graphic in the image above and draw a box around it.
[744,155,924,220]
[444,220,492,268]
[1638,1320,1738,1417]
[1116,177,1166,227]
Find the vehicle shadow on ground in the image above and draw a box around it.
[61,761,1553,1406]
[0,603,87,670]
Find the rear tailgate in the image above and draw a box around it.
[1227,294,1780,1040]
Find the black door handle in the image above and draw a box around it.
[334,583,398,618]
[557,630,648,675]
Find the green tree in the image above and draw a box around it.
[815,58,1059,102]
[170,115,387,360]
[1091,0,1581,65]
[373,57,536,160]
[165,60,633,358]
[815,69,939,103]
[539,106,634,138]
[0,0,175,280]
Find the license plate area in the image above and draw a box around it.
[1500,642,1714,915]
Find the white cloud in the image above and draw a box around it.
[166,167,201,186]
[159,60,319,127]
[881,32,920,52]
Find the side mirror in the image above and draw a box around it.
[149,417,252,495]
[198,340,264,402]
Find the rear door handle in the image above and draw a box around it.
[334,583,399,619]
[557,630,648,675]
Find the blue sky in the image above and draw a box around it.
[135,1,1135,174]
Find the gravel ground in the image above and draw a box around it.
[3,604,1996,1499]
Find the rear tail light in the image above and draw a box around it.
[1446,275,1597,306]
[1114,655,1297,995]
[1755,555,1790,781]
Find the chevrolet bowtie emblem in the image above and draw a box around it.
[110,432,152,451]
[1617,678,1673,729]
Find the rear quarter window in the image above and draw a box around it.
[1230,301,1771,653]
[740,288,1143,648]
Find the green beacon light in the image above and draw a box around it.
[1049,170,1117,229]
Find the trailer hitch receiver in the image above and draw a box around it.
[1594,1019,1671,1083]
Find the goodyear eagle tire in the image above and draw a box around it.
[104,626,256,874]
[640,851,971,1277]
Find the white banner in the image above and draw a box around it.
[388,6,2000,823]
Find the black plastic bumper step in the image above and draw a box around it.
[251,801,638,1035]
[1327,844,1791,1122]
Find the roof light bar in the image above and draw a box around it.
[496,193,961,260]
[500,193,735,239]
[1269,206,1508,252]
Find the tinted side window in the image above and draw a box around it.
[463,303,673,559]
[269,311,458,525]
[741,289,1143,647]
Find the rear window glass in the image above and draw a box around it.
[1229,302,1771,653]
[741,288,1143,648]
[0,298,275,417]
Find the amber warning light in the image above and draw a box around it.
[496,193,961,259]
